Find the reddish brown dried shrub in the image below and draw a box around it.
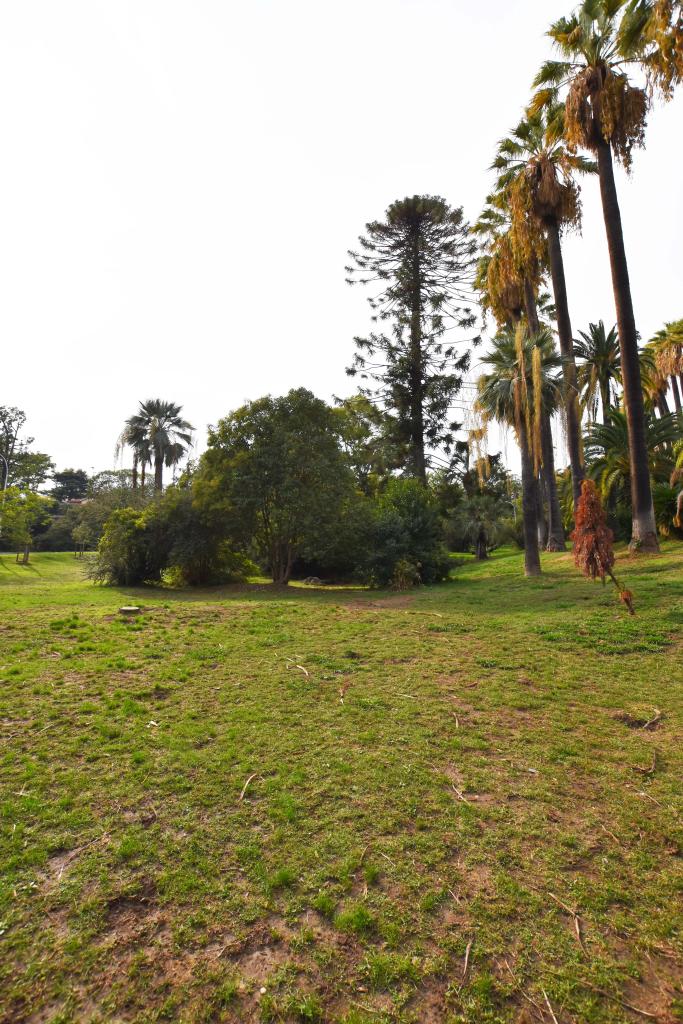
[571,479,635,614]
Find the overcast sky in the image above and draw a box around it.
[1,0,681,478]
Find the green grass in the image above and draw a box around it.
[1,547,682,1023]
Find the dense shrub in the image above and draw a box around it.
[364,478,450,586]
[89,488,252,587]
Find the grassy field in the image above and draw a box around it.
[1,548,681,1024]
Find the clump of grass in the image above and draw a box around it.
[335,904,375,935]
[311,891,335,918]
[360,952,419,990]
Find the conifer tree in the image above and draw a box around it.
[346,196,478,484]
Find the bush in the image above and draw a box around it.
[363,478,450,586]
[89,487,252,587]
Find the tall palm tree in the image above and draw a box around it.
[532,0,659,551]
[477,328,564,574]
[122,400,194,492]
[574,320,621,424]
[491,105,594,508]
[474,199,565,550]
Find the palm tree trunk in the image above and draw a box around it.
[670,375,682,414]
[545,218,584,508]
[523,278,565,550]
[600,381,611,426]
[519,416,541,577]
[536,475,547,549]
[154,455,163,491]
[658,393,670,416]
[132,454,138,490]
[540,413,566,550]
[595,140,658,552]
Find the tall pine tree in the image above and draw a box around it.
[346,196,478,484]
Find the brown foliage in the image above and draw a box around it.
[571,479,635,613]
[565,66,647,169]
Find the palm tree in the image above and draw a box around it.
[532,0,659,551]
[477,328,564,573]
[621,0,683,98]
[474,198,567,550]
[121,400,194,492]
[450,493,508,560]
[491,105,594,508]
[116,420,152,490]
[648,319,683,412]
[639,346,672,416]
[585,409,681,501]
[574,321,621,424]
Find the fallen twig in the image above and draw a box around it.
[641,709,661,731]
[542,989,559,1024]
[57,832,110,880]
[584,984,658,1019]
[632,750,657,775]
[548,892,586,952]
[238,773,258,802]
[502,960,545,1020]
[451,784,473,806]
[461,938,473,981]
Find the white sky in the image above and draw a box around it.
[1,0,681,477]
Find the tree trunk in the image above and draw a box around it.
[519,416,541,576]
[22,544,29,564]
[600,381,612,426]
[154,454,163,491]
[658,394,671,416]
[545,218,584,508]
[536,476,547,549]
[540,412,566,550]
[596,140,658,552]
[410,233,426,484]
[523,278,565,550]
[475,529,488,560]
[670,375,682,414]
[132,454,138,490]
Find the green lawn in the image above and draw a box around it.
[1,548,681,1024]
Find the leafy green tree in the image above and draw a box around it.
[346,196,478,484]
[195,389,356,584]
[0,488,54,562]
[52,469,90,501]
[332,395,397,495]
[119,400,194,491]
[0,406,54,490]
[574,320,621,424]
[532,0,658,550]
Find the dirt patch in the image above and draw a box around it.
[613,709,663,730]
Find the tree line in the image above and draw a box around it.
[2,1,681,582]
